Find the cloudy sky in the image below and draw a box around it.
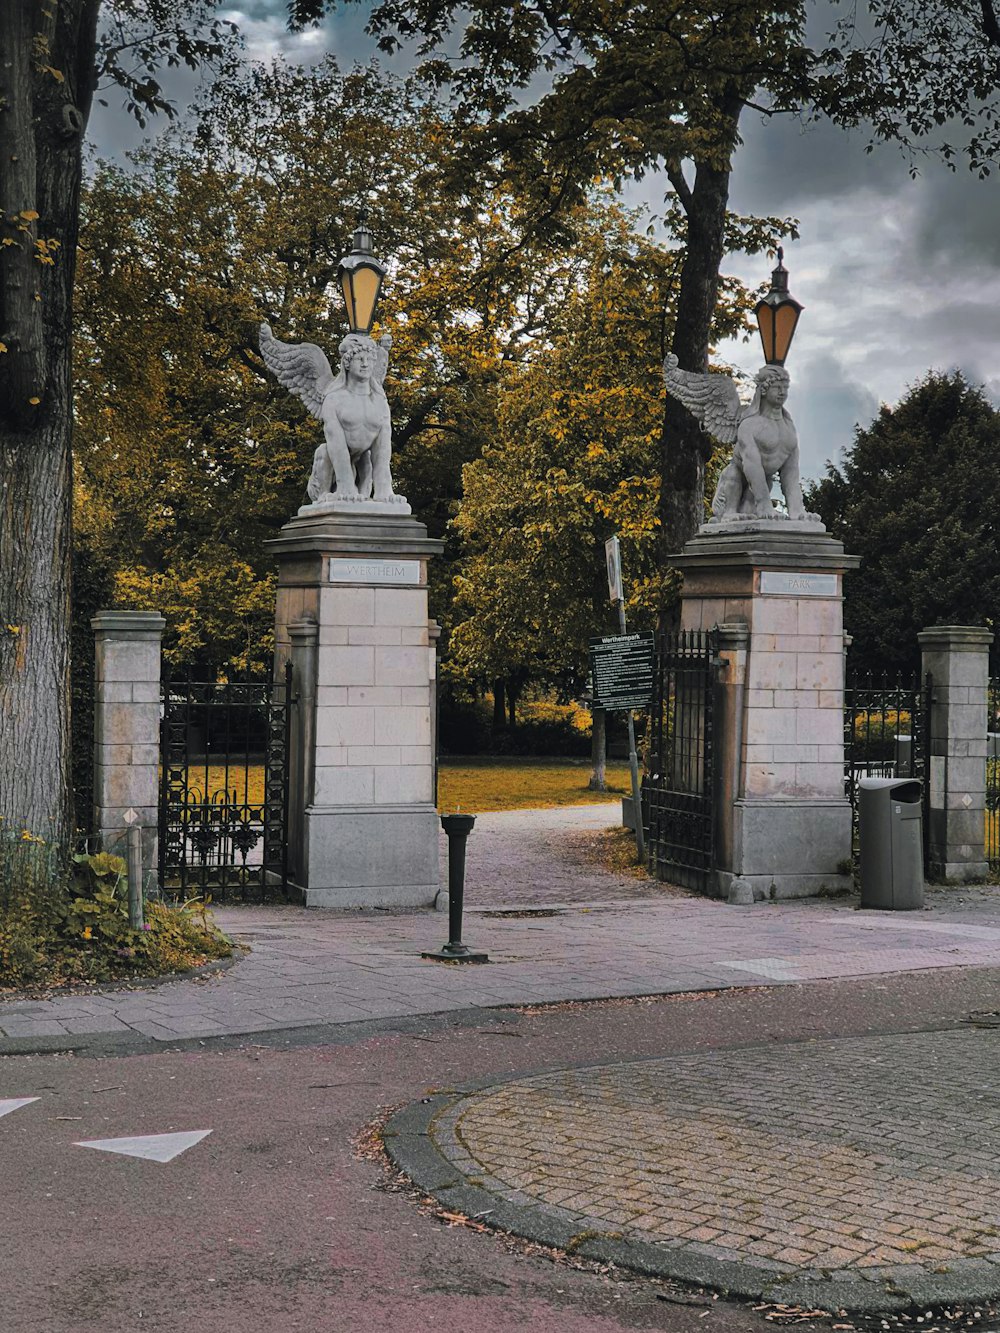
[89,3,1000,484]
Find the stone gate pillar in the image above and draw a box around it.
[672,523,860,899]
[919,625,993,883]
[266,512,444,907]
[91,610,165,877]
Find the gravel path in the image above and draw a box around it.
[458,802,684,906]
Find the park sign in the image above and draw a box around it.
[588,631,656,712]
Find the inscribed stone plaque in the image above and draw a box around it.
[329,558,421,586]
[759,570,838,598]
[588,631,656,711]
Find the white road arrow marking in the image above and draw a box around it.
[0,1097,40,1120]
[74,1129,212,1162]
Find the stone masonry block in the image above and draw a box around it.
[349,745,401,767]
[131,744,160,768]
[796,653,841,691]
[774,690,818,709]
[98,767,160,809]
[314,765,374,806]
[746,709,796,746]
[95,743,133,768]
[373,707,431,748]
[795,709,843,745]
[348,686,401,708]
[319,586,375,627]
[775,745,818,764]
[744,763,797,797]
[942,704,986,739]
[400,626,430,646]
[746,689,774,709]
[752,601,799,635]
[315,746,348,768]
[349,625,402,646]
[748,652,798,690]
[98,641,160,683]
[796,600,841,635]
[374,588,427,628]
[318,645,375,687]
[794,762,844,797]
[743,744,774,765]
[316,706,374,749]
[375,646,430,688]
[374,765,433,804]
[401,687,431,707]
[316,686,349,708]
[130,683,160,703]
[399,745,433,766]
[318,625,350,646]
[98,682,134,704]
[97,704,159,747]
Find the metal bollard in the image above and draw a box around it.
[422,813,488,963]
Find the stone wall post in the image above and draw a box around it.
[91,611,165,879]
[918,625,993,883]
[288,617,319,885]
[713,621,750,878]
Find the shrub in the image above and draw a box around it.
[0,835,232,991]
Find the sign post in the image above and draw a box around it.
[596,537,648,863]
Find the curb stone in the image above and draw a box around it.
[382,1080,1000,1316]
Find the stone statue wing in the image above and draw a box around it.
[662,354,741,447]
[259,323,334,421]
[374,333,392,389]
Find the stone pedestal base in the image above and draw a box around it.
[266,510,444,908]
[718,799,853,900]
[672,525,860,901]
[303,804,440,908]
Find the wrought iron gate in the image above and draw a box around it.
[844,667,930,865]
[158,664,293,901]
[645,629,719,892]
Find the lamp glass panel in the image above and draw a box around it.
[351,266,382,332]
[756,304,775,363]
[340,273,356,329]
[773,304,800,362]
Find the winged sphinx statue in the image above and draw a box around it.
[662,355,819,525]
[260,324,408,513]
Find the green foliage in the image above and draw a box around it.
[807,372,1000,671]
[440,695,593,756]
[0,833,231,990]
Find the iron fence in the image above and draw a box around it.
[158,664,293,901]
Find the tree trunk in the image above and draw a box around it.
[0,0,97,852]
[507,677,520,730]
[588,706,607,791]
[659,96,743,627]
[492,679,506,731]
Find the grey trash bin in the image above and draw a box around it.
[858,777,924,910]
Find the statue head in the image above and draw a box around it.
[748,364,791,415]
[339,333,376,376]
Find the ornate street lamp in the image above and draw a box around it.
[337,211,387,336]
[754,247,803,366]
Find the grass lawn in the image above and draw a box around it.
[437,758,629,813]
[169,758,630,816]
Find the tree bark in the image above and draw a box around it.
[659,98,743,626]
[0,0,96,851]
[492,679,506,731]
[588,705,607,791]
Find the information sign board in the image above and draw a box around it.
[588,631,656,711]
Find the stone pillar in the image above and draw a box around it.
[266,513,444,907]
[287,617,319,887]
[428,618,442,806]
[672,523,860,899]
[918,625,992,883]
[91,611,165,878]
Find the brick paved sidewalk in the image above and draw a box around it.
[387,1028,1000,1313]
[3,804,1000,1050]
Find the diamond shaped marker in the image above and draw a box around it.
[0,1097,40,1120]
[74,1129,212,1162]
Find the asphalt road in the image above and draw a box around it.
[5,963,1000,1333]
